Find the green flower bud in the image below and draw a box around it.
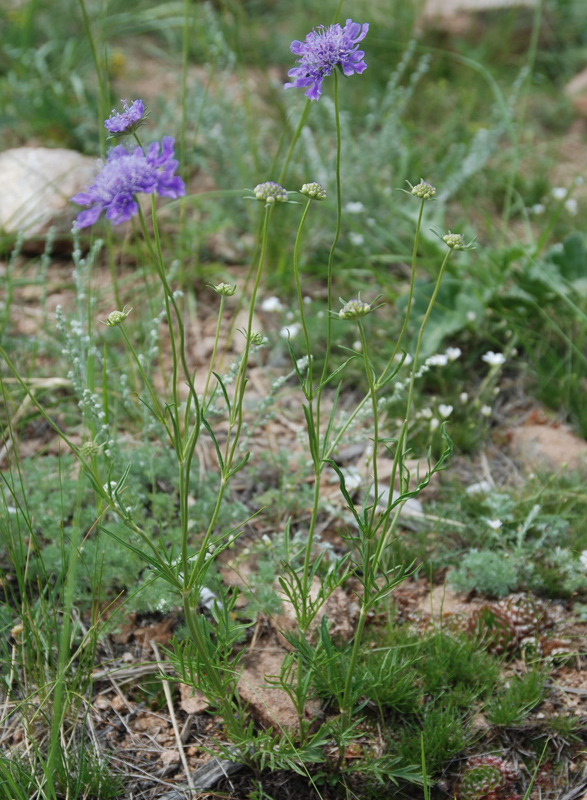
[442,232,467,250]
[339,298,371,320]
[106,306,132,327]
[249,331,266,346]
[253,181,288,204]
[80,441,102,458]
[213,282,237,296]
[411,180,436,199]
[300,182,327,200]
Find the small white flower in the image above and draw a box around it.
[303,295,312,304]
[419,407,433,419]
[352,340,362,352]
[552,187,567,200]
[426,354,449,367]
[466,311,477,322]
[286,311,295,321]
[459,392,469,403]
[481,351,506,367]
[279,323,301,339]
[262,534,272,547]
[430,418,440,431]
[565,198,578,216]
[438,404,453,418]
[445,347,462,361]
[487,519,502,531]
[261,296,283,312]
[531,203,545,215]
[580,550,587,569]
[480,405,492,417]
[349,232,365,246]
[345,201,365,214]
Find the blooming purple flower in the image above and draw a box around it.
[284,19,369,101]
[70,136,185,228]
[104,99,146,135]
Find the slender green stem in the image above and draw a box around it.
[316,69,342,439]
[181,592,241,740]
[77,0,108,156]
[187,481,228,589]
[300,468,322,630]
[226,206,271,465]
[298,72,343,629]
[377,198,426,387]
[403,248,453,439]
[202,296,225,408]
[358,321,379,533]
[292,197,315,395]
[119,326,174,445]
[277,101,311,185]
[137,205,180,421]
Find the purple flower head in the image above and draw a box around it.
[284,19,369,101]
[104,99,146,135]
[70,136,185,228]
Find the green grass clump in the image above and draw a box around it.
[485,670,547,727]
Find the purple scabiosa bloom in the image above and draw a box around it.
[104,99,146,135]
[70,136,185,228]
[285,19,369,101]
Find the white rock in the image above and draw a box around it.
[0,147,99,237]
[424,0,535,14]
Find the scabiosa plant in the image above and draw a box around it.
[70,137,185,227]
[284,19,369,101]
[104,99,146,135]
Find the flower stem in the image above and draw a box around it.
[292,197,314,395]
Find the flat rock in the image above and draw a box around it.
[0,147,98,243]
[237,637,321,731]
[421,0,536,35]
[179,682,208,715]
[508,423,587,471]
[424,0,535,14]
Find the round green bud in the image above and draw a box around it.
[80,441,101,458]
[213,282,237,296]
[411,180,436,199]
[300,182,327,200]
[339,299,371,320]
[253,181,288,204]
[442,232,466,250]
[106,307,131,327]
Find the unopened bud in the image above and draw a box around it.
[411,180,436,199]
[253,181,288,204]
[300,182,327,200]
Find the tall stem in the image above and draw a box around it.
[292,197,315,395]
[316,69,342,438]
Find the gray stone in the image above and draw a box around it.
[0,147,99,240]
